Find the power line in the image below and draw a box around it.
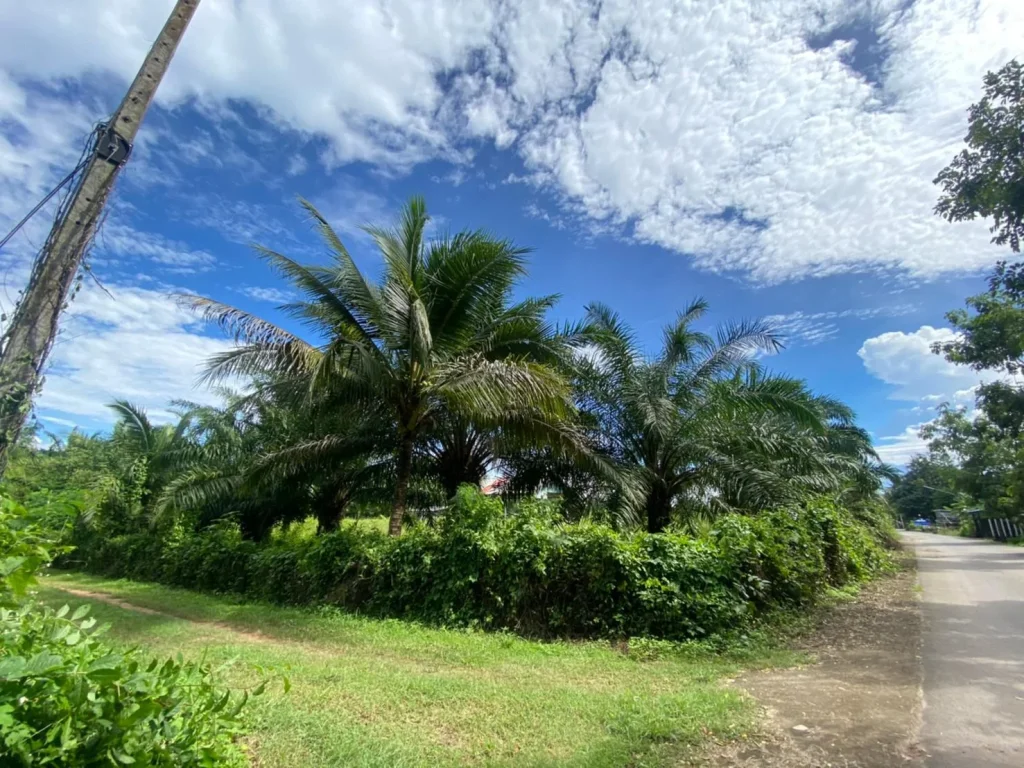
[0,157,91,252]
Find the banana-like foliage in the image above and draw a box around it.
[185,197,575,535]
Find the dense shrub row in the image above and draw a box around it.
[65,488,893,641]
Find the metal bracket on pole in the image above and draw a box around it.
[95,124,133,166]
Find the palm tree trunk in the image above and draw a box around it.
[646,484,672,533]
[389,433,415,536]
[316,500,347,534]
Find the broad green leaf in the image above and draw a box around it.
[0,556,26,577]
[23,652,64,676]
[0,656,27,679]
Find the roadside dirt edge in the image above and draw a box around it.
[691,552,923,766]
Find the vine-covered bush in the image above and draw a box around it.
[63,488,893,641]
[0,496,265,767]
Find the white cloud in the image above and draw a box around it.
[286,156,308,177]
[183,195,302,250]
[38,415,80,429]
[97,223,217,274]
[310,179,394,242]
[0,75,96,285]
[239,285,294,304]
[502,0,1024,282]
[432,168,468,187]
[857,325,1010,403]
[767,305,918,346]
[0,0,496,169]
[858,325,1023,464]
[873,424,930,466]
[524,203,569,231]
[38,282,233,423]
[3,1,1021,283]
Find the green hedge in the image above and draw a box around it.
[63,489,893,641]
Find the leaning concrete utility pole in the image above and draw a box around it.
[0,0,201,474]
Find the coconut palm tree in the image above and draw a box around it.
[567,300,844,531]
[186,197,571,535]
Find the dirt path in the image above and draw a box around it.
[692,555,924,767]
[54,586,275,645]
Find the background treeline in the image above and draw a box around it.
[886,61,1024,528]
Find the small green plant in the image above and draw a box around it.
[0,603,267,766]
[0,496,67,608]
[0,494,272,767]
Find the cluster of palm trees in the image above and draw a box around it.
[106,197,893,539]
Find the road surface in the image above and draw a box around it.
[903,532,1024,767]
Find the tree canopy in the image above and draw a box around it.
[934,59,1024,252]
[10,197,892,541]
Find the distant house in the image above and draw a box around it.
[480,477,507,496]
[534,486,562,501]
[480,477,561,501]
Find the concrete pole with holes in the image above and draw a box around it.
[0,0,202,474]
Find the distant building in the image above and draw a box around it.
[480,477,507,496]
[479,477,562,501]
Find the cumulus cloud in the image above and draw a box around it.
[39,282,233,423]
[873,424,931,466]
[857,325,1008,403]
[858,325,1023,463]
[503,0,1023,282]
[0,0,495,169]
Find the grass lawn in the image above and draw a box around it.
[36,572,796,768]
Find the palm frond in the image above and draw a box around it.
[435,355,570,423]
[181,294,302,348]
[108,400,153,454]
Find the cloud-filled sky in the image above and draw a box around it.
[1,0,1022,463]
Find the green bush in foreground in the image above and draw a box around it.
[0,496,267,767]
[66,488,893,641]
[0,604,260,767]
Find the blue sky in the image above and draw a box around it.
[1,0,1022,465]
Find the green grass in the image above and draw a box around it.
[36,572,796,768]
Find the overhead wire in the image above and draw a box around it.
[0,122,103,254]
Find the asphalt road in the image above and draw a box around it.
[903,532,1024,767]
